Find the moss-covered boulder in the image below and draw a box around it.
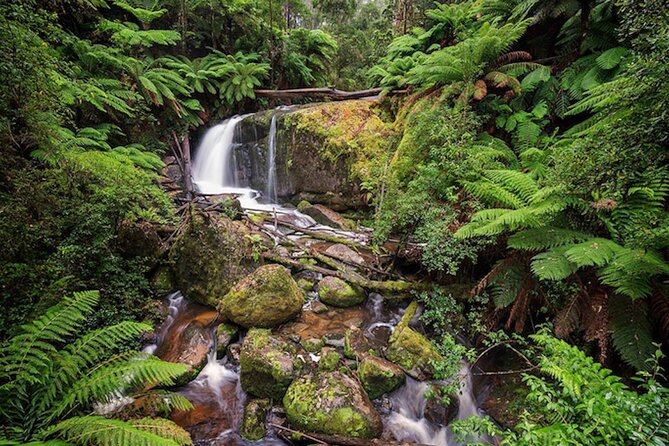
[170,210,256,307]
[318,276,365,307]
[358,355,405,399]
[240,329,297,399]
[283,371,383,438]
[219,265,303,328]
[240,399,270,441]
[386,301,444,380]
[344,326,371,360]
[318,348,341,372]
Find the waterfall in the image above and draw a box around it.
[192,115,245,195]
[266,114,278,203]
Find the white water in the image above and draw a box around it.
[386,364,482,446]
[266,114,278,203]
[192,116,246,193]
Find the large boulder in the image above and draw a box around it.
[297,202,355,230]
[283,371,383,438]
[240,329,297,399]
[318,276,365,308]
[170,210,256,307]
[386,301,444,380]
[358,355,405,400]
[219,264,303,328]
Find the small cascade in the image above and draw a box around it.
[192,115,246,194]
[142,292,184,354]
[265,114,278,203]
[386,364,483,446]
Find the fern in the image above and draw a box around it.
[0,292,192,444]
[609,296,655,371]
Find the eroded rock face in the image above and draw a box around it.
[385,301,444,380]
[239,329,297,399]
[170,210,256,307]
[283,371,383,438]
[318,276,366,308]
[358,355,405,400]
[218,264,303,328]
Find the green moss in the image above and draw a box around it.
[150,267,174,295]
[384,300,443,379]
[240,329,297,399]
[240,399,270,441]
[319,276,365,307]
[219,264,303,328]
[318,348,341,372]
[283,372,382,438]
[302,337,325,353]
[358,355,404,399]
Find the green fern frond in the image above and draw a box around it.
[508,228,592,250]
[531,246,577,280]
[49,416,190,446]
[609,296,654,371]
[562,238,622,268]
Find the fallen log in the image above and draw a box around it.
[262,252,428,295]
[271,423,428,446]
[255,87,383,101]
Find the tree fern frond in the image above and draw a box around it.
[508,228,592,251]
[531,246,577,280]
[609,296,654,371]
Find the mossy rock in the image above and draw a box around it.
[385,301,444,380]
[219,264,303,328]
[358,355,405,400]
[240,329,297,399]
[170,209,256,307]
[150,267,175,295]
[318,276,365,308]
[240,399,270,441]
[283,371,383,438]
[344,326,370,360]
[215,323,238,358]
[302,338,325,353]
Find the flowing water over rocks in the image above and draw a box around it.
[154,108,492,445]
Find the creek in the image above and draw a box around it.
[151,108,491,445]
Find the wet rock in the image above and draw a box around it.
[169,322,211,384]
[170,210,256,307]
[386,301,444,380]
[240,329,297,399]
[318,276,365,307]
[318,348,341,372]
[219,264,303,328]
[324,244,365,265]
[309,300,329,314]
[226,343,241,366]
[215,323,238,358]
[283,371,383,438]
[296,277,315,292]
[297,202,356,231]
[241,399,271,441]
[358,355,405,400]
[425,390,459,426]
[344,326,371,360]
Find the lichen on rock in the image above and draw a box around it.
[218,264,303,328]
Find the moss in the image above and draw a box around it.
[318,348,341,372]
[386,302,443,380]
[344,327,370,360]
[215,323,238,357]
[170,209,256,307]
[240,329,297,399]
[219,264,303,328]
[302,337,325,353]
[319,276,365,307]
[240,399,270,441]
[358,355,405,399]
[150,267,174,295]
[283,372,382,438]
[297,200,312,212]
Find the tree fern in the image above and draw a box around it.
[608,296,655,371]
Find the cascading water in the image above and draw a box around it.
[265,114,278,203]
[192,116,246,194]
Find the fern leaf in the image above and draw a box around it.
[508,228,592,251]
[609,296,655,371]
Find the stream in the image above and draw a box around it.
[147,110,491,445]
